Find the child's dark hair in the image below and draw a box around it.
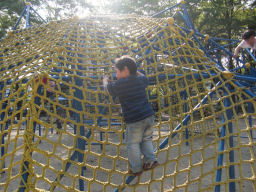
[242,30,255,40]
[115,55,137,75]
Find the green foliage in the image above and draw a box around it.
[0,0,45,39]
[0,0,26,14]
[1,0,256,69]
[183,0,256,69]
[0,11,18,39]
[106,0,176,16]
[185,0,255,37]
[41,0,93,20]
[0,0,26,38]
[0,0,93,39]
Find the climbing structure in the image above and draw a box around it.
[0,6,255,192]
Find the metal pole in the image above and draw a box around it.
[215,85,235,192]
[72,75,85,191]
[152,3,181,18]
[182,3,194,30]
[25,5,31,28]
[247,102,253,141]
[30,6,47,23]
[0,82,6,172]
[13,7,27,30]
[246,48,256,62]
[114,81,222,192]
[182,90,189,145]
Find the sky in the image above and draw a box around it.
[35,0,110,20]
[78,0,108,17]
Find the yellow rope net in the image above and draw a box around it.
[0,15,255,192]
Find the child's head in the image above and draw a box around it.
[114,55,137,79]
[242,30,255,47]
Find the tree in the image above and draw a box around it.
[40,0,94,21]
[184,0,254,69]
[0,0,27,39]
[0,12,17,39]
[241,1,256,30]
[252,0,256,7]
[106,0,176,16]
[0,0,38,14]
[0,0,93,39]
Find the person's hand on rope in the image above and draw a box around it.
[103,75,112,93]
[103,75,110,82]
[233,54,238,59]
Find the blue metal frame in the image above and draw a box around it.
[182,3,194,30]
[114,81,223,192]
[183,90,189,146]
[114,2,256,191]
[30,6,47,23]
[19,81,41,191]
[215,85,235,192]
[13,6,27,30]
[0,82,7,172]
[234,74,256,82]
[246,48,256,62]
[152,3,181,18]
[3,2,255,192]
[247,102,254,141]
[25,5,31,28]
[13,4,46,30]
[151,1,256,72]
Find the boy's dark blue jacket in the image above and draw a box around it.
[107,75,154,123]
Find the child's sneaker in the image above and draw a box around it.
[128,169,142,176]
[143,161,159,171]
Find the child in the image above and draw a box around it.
[103,55,159,176]
[233,30,256,59]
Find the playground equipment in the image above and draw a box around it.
[0,1,255,192]
[13,2,46,30]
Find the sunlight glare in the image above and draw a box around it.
[77,0,109,18]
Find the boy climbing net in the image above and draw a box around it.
[103,55,159,176]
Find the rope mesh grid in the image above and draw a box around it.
[0,15,255,192]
